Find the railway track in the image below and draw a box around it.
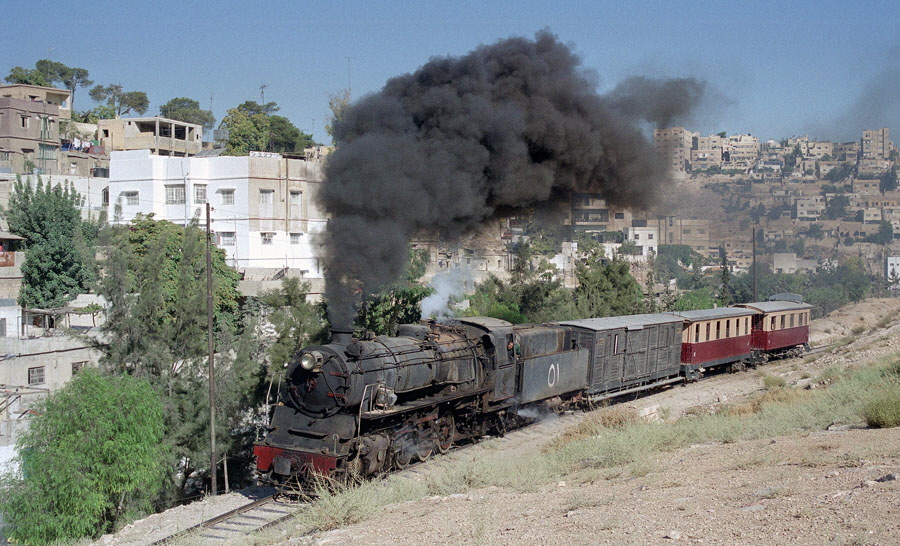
[150,494,298,545]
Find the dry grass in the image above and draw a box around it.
[543,405,638,453]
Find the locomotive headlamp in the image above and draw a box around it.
[299,351,324,372]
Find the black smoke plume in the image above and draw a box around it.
[320,31,705,329]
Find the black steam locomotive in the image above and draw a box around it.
[255,301,811,492]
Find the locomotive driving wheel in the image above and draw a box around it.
[435,414,455,454]
[392,434,414,469]
[409,424,429,461]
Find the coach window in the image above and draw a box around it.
[725,320,730,338]
[745,317,749,334]
[705,322,711,341]
[694,324,700,343]
[770,316,776,330]
[790,314,795,328]
[780,315,785,329]
[716,321,721,340]
[613,334,620,354]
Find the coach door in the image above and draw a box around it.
[596,329,626,390]
[491,334,516,401]
[623,326,651,382]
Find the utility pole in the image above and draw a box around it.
[752,227,758,302]
[206,202,218,496]
[260,84,267,105]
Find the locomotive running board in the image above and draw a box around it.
[361,387,492,419]
[587,376,682,403]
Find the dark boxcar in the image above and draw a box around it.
[734,301,812,355]
[672,307,756,376]
[557,314,682,400]
[510,324,591,404]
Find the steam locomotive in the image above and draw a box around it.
[254,300,811,492]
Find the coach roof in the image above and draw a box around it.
[558,313,682,331]
[670,307,757,321]
[734,301,814,313]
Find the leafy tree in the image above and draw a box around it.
[73,104,117,123]
[3,176,96,308]
[4,65,49,86]
[89,84,149,117]
[34,59,92,110]
[356,247,432,335]
[99,215,242,498]
[260,277,327,369]
[236,100,280,116]
[220,107,270,155]
[269,115,314,153]
[880,167,898,193]
[790,237,805,256]
[718,246,733,306]
[573,255,643,318]
[325,88,352,144]
[671,287,718,311]
[0,370,166,544]
[159,97,216,129]
[867,221,893,245]
[826,163,854,183]
[806,223,824,240]
[824,194,849,220]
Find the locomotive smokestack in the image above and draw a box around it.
[319,31,707,329]
[331,329,354,346]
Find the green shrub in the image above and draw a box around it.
[762,374,787,390]
[862,387,900,428]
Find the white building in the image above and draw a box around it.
[624,225,659,257]
[108,150,328,294]
[887,256,900,286]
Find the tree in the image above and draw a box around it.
[99,215,242,499]
[3,176,96,308]
[269,115,314,153]
[74,104,117,123]
[34,59,92,110]
[4,66,49,86]
[0,370,166,544]
[356,247,432,334]
[260,277,327,370]
[236,100,280,116]
[159,97,216,129]
[718,246,734,306]
[325,88,352,144]
[867,221,893,246]
[220,107,270,155]
[824,194,849,220]
[573,256,643,318]
[880,167,898,193]
[89,84,149,117]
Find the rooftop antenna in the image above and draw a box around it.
[260,84,267,105]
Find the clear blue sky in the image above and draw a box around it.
[5,0,899,144]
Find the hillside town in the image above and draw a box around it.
[1,80,899,451]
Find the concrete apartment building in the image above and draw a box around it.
[653,127,696,176]
[722,134,760,167]
[99,117,202,157]
[650,215,711,257]
[568,193,633,232]
[0,84,70,175]
[108,149,327,296]
[862,128,892,160]
[690,134,725,170]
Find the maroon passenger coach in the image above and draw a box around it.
[734,301,812,359]
[672,307,757,377]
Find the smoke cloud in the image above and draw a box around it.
[419,268,474,320]
[320,31,706,328]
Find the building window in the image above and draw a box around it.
[220,189,235,205]
[633,233,640,240]
[648,233,654,240]
[259,189,274,205]
[28,366,45,385]
[219,232,235,246]
[194,184,207,204]
[290,190,302,206]
[102,188,110,206]
[614,212,624,219]
[261,232,274,245]
[166,185,185,205]
[290,232,302,244]
[72,361,87,375]
[20,116,29,129]
[123,191,139,206]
